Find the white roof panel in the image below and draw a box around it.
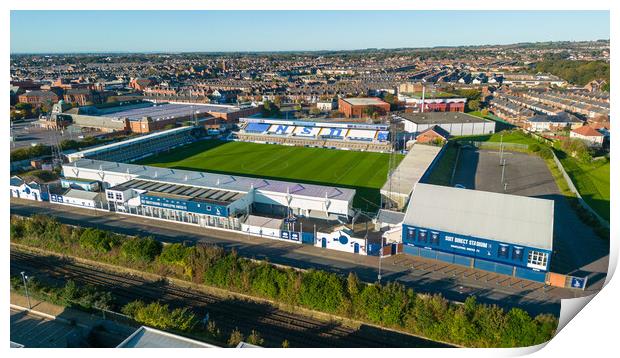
[117,326,217,348]
[403,183,554,250]
[65,159,356,203]
[380,144,442,196]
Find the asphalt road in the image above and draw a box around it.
[10,119,86,150]
[12,198,598,317]
[453,148,609,290]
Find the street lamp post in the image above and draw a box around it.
[20,271,31,309]
[378,251,383,283]
[499,134,504,165]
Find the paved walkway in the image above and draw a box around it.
[10,292,95,348]
[10,292,136,348]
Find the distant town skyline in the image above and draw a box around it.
[11,10,609,54]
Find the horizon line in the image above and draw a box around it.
[10,38,610,56]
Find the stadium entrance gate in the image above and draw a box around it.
[302,232,315,245]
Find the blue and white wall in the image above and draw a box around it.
[315,228,367,255]
[10,182,45,201]
[402,224,551,281]
[139,193,230,217]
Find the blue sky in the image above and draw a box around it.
[10,11,610,53]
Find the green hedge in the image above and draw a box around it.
[11,277,113,311]
[79,228,121,254]
[122,300,198,332]
[10,145,52,162]
[120,237,162,263]
[10,215,558,347]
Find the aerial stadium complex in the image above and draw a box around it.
[16,105,555,283]
[56,118,437,255]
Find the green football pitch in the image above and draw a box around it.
[136,140,403,210]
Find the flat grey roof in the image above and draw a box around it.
[380,144,442,196]
[67,159,356,203]
[342,97,387,106]
[117,326,217,348]
[245,215,284,230]
[404,183,554,250]
[376,209,406,225]
[64,188,101,201]
[102,102,239,121]
[396,112,491,125]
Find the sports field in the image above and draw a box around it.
[558,156,610,221]
[136,140,403,210]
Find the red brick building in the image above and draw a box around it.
[51,78,93,90]
[18,90,59,107]
[129,117,177,134]
[414,125,450,144]
[129,78,155,91]
[208,105,261,121]
[405,98,466,113]
[63,89,105,106]
[338,97,390,118]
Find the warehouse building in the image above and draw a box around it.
[401,183,554,282]
[53,100,259,134]
[338,97,390,118]
[397,94,466,112]
[395,112,496,138]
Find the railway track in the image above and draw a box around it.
[10,249,448,348]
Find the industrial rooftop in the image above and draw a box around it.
[396,112,491,125]
[98,102,240,121]
[111,178,246,205]
[341,97,388,106]
[117,326,217,348]
[404,183,554,250]
[66,158,356,202]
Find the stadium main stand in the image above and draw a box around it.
[67,126,199,163]
[236,118,393,152]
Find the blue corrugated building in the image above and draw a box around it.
[402,183,554,282]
